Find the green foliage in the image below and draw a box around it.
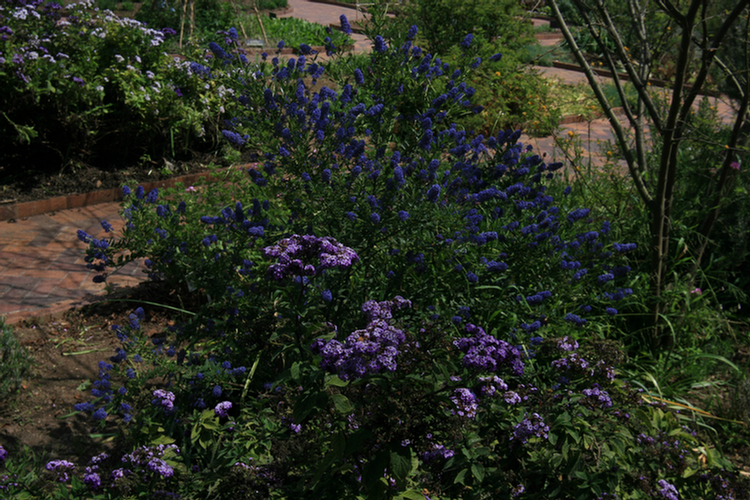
[0,1,226,175]
[401,0,533,56]
[135,0,237,40]
[257,0,288,10]
[245,15,353,48]
[445,44,561,137]
[0,320,33,397]
[1,5,749,500]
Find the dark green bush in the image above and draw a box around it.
[401,0,533,56]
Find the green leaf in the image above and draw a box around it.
[76,380,92,391]
[390,450,412,485]
[397,490,427,500]
[291,361,301,382]
[331,393,353,414]
[471,463,485,483]
[325,375,349,387]
[454,468,468,485]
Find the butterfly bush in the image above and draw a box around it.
[59,17,750,500]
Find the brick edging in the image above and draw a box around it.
[551,61,721,97]
[0,169,232,222]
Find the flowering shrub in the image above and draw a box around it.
[3,20,748,500]
[0,0,227,172]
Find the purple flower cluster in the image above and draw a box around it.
[214,401,232,417]
[121,444,179,480]
[451,388,478,418]
[264,234,359,281]
[510,413,549,445]
[152,389,176,413]
[83,452,108,490]
[582,384,613,408]
[311,297,411,380]
[453,324,524,375]
[657,479,679,500]
[476,375,508,397]
[421,443,455,462]
[46,460,75,482]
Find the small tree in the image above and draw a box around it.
[550,0,750,349]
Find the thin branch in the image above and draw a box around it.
[550,0,653,205]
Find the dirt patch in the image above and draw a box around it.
[0,282,185,464]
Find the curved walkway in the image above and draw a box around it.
[0,0,741,324]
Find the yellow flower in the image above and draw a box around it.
[568,130,575,137]
[495,71,501,77]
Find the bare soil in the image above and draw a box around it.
[0,282,185,465]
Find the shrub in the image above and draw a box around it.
[0,0,226,174]
[36,23,748,500]
[400,0,533,56]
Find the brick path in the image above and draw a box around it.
[0,203,145,324]
[0,0,742,324]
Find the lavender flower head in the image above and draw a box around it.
[451,388,478,418]
[312,297,411,380]
[214,401,232,417]
[122,444,179,479]
[510,413,549,445]
[151,389,175,412]
[582,384,613,408]
[657,479,679,500]
[340,14,352,35]
[264,234,359,281]
[453,324,524,375]
[46,460,76,482]
[0,445,6,463]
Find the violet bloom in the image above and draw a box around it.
[311,297,411,380]
[340,14,352,35]
[657,479,679,500]
[214,401,232,418]
[0,445,7,463]
[453,323,524,375]
[451,388,478,418]
[510,413,549,445]
[151,389,175,412]
[84,472,101,489]
[46,460,76,482]
[264,234,359,281]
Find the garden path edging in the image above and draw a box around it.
[0,168,237,222]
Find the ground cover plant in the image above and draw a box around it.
[2,11,749,499]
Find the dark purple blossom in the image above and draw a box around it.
[46,460,76,482]
[312,297,411,380]
[151,389,175,412]
[510,413,549,445]
[340,15,352,35]
[214,401,232,417]
[564,313,587,327]
[264,234,359,281]
[426,184,441,202]
[454,324,524,375]
[451,388,478,418]
[657,479,679,500]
